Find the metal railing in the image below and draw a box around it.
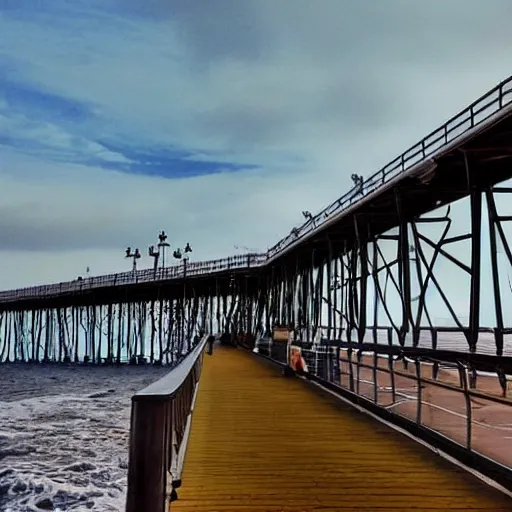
[2,75,512,303]
[126,334,211,512]
[266,75,512,259]
[0,253,267,303]
[274,338,512,489]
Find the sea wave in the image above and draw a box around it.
[0,365,169,511]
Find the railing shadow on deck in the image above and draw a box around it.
[125,333,213,512]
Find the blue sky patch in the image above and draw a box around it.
[0,73,256,179]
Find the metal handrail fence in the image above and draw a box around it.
[0,253,267,303]
[126,333,211,512]
[284,338,512,488]
[266,76,512,259]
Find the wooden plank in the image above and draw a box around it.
[170,347,511,511]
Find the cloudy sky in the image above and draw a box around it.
[1,0,512,301]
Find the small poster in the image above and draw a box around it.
[289,345,308,373]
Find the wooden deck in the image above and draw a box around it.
[171,346,511,511]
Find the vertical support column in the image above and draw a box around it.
[292,254,300,341]
[158,295,164,363]
[486,189,505,356]
[97,304,103,363]
[326,237,333,342]
[209,289,214,335]
[309,251,315,342]
[31,310,36,362]
[265,273,272,337]
[117,303,123,364]
[0,313,5,363]
[333,253,338,341]
[126,302,132,362]
[57,308,64,363]
[396,190,412,344]
[274,267,282,330]
[70,307,76,363]
[91,306,97,363]
[466,153,482,354]
[216,279,221,334]
[372,237,379,403]
[107,303,113,363]
[353,215,368,344]
[35,310,43,362]
[312,259,323,343]
[44,309,50,363]
[246,279,253,337]
[150,300,156,363]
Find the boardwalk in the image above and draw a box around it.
[172,347,511,511]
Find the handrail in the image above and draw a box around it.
[265,76,512,261]
[126,333,211,512]
[269,339,512,488]
[2,75,512,304]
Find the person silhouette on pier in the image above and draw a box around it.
[206,334,215,355]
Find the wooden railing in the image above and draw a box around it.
[126,334,212,512]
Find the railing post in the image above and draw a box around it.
[457,361,472,451]
[126,399,170,512]
[415,359,422,425]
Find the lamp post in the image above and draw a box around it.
[149,230,171,278]
[302,210,313,222]
[125,247,141,273]
[173,242,193,277]
[148,245,159,277]
[173,243,193,355]
[351,173,364,194]
[158,231,170,269]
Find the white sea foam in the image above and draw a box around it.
[0,364,170,511]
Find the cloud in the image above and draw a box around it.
[1,0,512,327]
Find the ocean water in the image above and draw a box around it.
[0,364,170,511]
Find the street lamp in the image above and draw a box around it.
[351,173,364,194]
[148,245,159,276]
[149,230,171,277]
[173,243,193,276]
[125,247,141,272]
[158,231,170,269]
